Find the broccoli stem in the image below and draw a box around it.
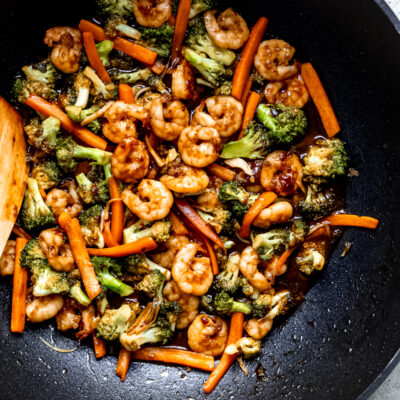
[96,40,114,66]
[230,301,252,314]
[76,173,92,192]
[256,105,277,131]
[73,145,113,166]
[103,163,112,179]
[115,24,141,40]
[96,270,134,297]
[70,282,91,306]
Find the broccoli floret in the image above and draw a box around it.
[111,68,152,83]
[252,229,290,261]
[135,270,166,300]
[289,219,309,247]
[72,72,92,108]
[225,337,261,359]
[21,178,55,230]
[31,161,63,190]
[124,253,171,279]
[185,18,235,66]
[84,66,117,100]
[69,281,91,306]
[55,136,113,173]
[66,104,102,134]
[298,183,337,220]
[96,40,114,66]
[189,0,216,18]
[96,0,133,19]
[264,290,294,319]
[218,181,250,204]
[96,304,132,341]
[220,121,271,159]
[257,104,308,145]
[295,241,326,275]
[213,253,242,293]
[123,219,172,244]
[78,205,105,248]
[24,116,60,154]
[197,208,235,235]
[303,138,348,178]
[91,256,134,296]
[184,47,228,88]
[251,293,276,319]
[20,239,47,270]
[214,80,232,96]
[241,278,260,300]
[76,172,109,205]
[210,291,252,315]
[138,24,175,58]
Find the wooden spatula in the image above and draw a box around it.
[0,96,29,255]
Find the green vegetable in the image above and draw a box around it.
[76,171,110,205]
[204,291,252,315]
[138,24,175,58]
[96,40,114,66]
[24,116,60,154]
[123,219,172,244]
[96,304,132,341]
[189,0,216,18]
[135,270,166,300]
[31,161,63,190]
[213,254,242,294]
[298,183,337,220]
[111,68,152,83]
[295,242,326,275]
[70,282,91,306]
[123,253,170,279]
[252,229,290,261]
[197,208,235,235]
[96,0,133,19]
[78,205,105,248]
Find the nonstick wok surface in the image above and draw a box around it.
[0,1,400,399]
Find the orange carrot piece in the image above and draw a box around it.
[240,77,253,106]
[87,237,158,257]
[11,238,29,333]
[83,32,111,83]
[301,63,340,137]
[145,135,165,168]
[25,95,107,150]
[320,214,379,229]
[238,91,261,139]
[108,177,124,244]
[12,225,31,240]
[175,199,224,248]
[78,19,107,41]
[202,235,219,275]
[275,246,299,275]
[103,221,119,247]
[116,348,132,382]
[239,191,277,238]
[231,17,268,100]
[113,37,157,66]
[207,164,236,181]
[168,211,189,235]
[203,312,244,393]
[119,83,135,103]
[92,333,107,359]
[132,347,215,372]
[171,0,192,61]
[58,212,101,300]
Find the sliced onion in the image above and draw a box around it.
[224,158,253,176]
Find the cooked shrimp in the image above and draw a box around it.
[202,96,243,138]
[76,304,96,340]
[151,235,190,269]
[204,8,249,50]
[244,318,273,340]
[133,0,171,28]
[163,280,199,329]
[56,298,81,331]
[253,201,293,229]
[103,101,149,143]
[187,314,228,356]
[178,126,221,168]
[0,240,16,276]
[122,179,173,221]
[239,246,271,291]
[260,150,304,196]
[264,73,310,108]
[172,60,196,100]
[111,138,150,183]
[46,181,83,218]
[254,39,298,82]
[150,98,189,141]
[196,177,224,212]
[43,27,82,74]
[26,294,64,323]
[38,228,75,272]
[172,243,213,296]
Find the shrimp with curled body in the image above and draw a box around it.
[163,280,199,329]
[187,314,228,356]
[46,181,83,218]
[178,125,221,168]
[253,201,293,229]
[150,98,189,141]
[196,177,224,212]
[103,101,149,143]
[260,150,304,196]
[56,298,81,331]
[151,235,190,269]
[172,243,213,296]
[254,39,298,82]
[111,138,150,183]
[122,179,173,221]
[133,0,172,28]
[172,60,196,100]
[265,73,309,109]
[38,228,75,272]
[26,294,64,323]
[44,27,82,74]
[0,240,16,276]
[204,8,249,50]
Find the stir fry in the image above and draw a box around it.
[1,0,379,393]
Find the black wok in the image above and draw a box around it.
[1,1,400,399]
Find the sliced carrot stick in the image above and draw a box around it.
[103,221,120,247]
[320,214,379,229]
[168,211,189,235]
[108,177,124,244]
[306,223,331,240]
[171,0,192,61]
[145,134,165,168]
[203,312,244,393]
[11,238,29,333]
[202,235,219,275]
[58,212,101,300]
[238,91,261,139]
[301,63,340,138]
[231,17,269,100]
[207,163,236,181]
[132,347,215,372]
[239,191,277,238]
[25,95,107,150]
[116,347,132,382]
[12,225,31,240]
[240,77,253,106]
[78,19,107,41]
[83,32,111,83]
[175,199,224,248]
[92,333,107,358]
[119,83,135,103]
[87,237,158,257]
[113,37,157,66]
[275,246,299,275]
